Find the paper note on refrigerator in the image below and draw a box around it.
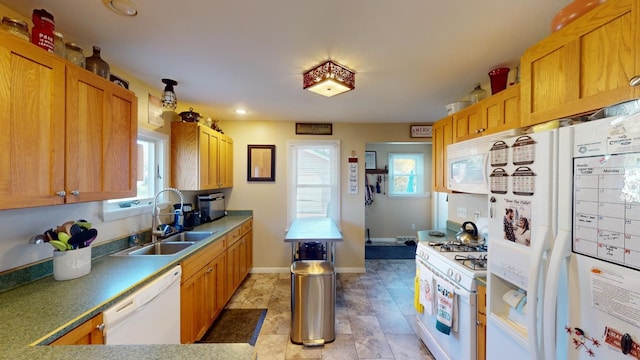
[590,266,640,328]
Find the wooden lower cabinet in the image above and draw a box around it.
[181,219,253,343]
[477,282,487,360]
[50,313,104,345]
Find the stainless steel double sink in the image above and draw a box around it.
[112,231,215,256]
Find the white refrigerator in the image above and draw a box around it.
[544,114,640,360]
[486,113,640,360]
[485,128,558,360]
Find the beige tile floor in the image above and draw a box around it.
[226,259,435,359]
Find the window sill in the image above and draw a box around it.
[101,204,153,222]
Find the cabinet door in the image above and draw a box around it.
[198,126,220,190]
[226,239,241,300]
[180,266,209,343]
[218,135,233,188]
[453,104,484,142]
[0,33,66,210]
[482,84,520,136]
[477,283,487,360]
[51,313,104,345]
[521,0,640,126]
[431,116,453,193]
[211,253,227,321]
[65,67,137,202]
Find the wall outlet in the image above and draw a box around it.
[457,207,467,218]
[474,211,481,220]
[411,224,416,230]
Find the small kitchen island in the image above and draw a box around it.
[285,218,342,346]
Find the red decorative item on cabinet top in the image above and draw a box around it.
[31,9,55,52]
[551,0,607,32]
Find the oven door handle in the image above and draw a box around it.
[417,257,473,298]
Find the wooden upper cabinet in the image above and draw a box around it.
[482,84,520,135]
[453,103,483,142]
[0,32,137,210]
[520,0,640,126]
[431,116,453,193]
[65,67,138,203]
[172,122,233,190]
[0,33,66,209]
[453,84,521,142]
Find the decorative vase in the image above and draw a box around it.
[551,0,606,32]
[488,68,510,95]
[469,83,487,103]
[85,46,110,79]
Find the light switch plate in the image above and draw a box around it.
[457,207,467,218]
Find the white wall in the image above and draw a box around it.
[222,121,428,272]
[364,142,433,241]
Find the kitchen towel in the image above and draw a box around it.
[414,266,424,314]
[435,278,457,335]
[418,262,434,315]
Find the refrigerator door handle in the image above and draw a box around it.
[527,225,552,360]
[543,229,572,360]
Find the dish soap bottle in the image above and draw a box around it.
[469,83,487,103]
[85,46,110,79]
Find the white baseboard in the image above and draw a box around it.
[250,267,367,274]
[369,237,396,243]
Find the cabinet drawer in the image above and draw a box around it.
[227,226,242,246]
[241,219,253,235]
[181,236,226,281]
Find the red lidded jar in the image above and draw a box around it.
[31,9,55,52]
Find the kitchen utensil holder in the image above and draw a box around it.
[53,246,91,281]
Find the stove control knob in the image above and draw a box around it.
[447,269,454,277]
[454,273,462,282]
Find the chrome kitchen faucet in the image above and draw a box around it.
[151,187,184,243]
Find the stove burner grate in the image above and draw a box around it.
[428,241,487,253]
[454,254,488,270]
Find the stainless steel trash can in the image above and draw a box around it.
[290,260,335,346]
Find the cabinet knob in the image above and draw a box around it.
[70,190,80,196]
[630,76,640,87]
[96,323,105,332]
[55,190,66,197]
[206,267,213,273]
[477,320,482,326]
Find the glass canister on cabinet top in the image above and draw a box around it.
[1,17,30,41]
[53,31,65,58]
[85,45,110,79]
[469,83,487,103]
[65,42,85,67]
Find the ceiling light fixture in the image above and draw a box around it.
[235,109,248,115]
[161,78,178,111]
[102,0,138,17]
[303,60,355,97]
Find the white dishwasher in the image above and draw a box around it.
[103,265,182,344]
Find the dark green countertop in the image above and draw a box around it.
[0,214,256,360]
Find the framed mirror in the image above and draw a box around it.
[247,145,276,182]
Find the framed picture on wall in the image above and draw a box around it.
[365,151,377,170]
[247,145,276,181]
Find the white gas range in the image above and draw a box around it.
[415,231,487,360]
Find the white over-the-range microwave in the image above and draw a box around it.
[446,129,521,194]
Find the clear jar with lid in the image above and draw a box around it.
[53,31,66,58]
[65,42,85,67]
[1,17,30,41]
[469,83,488,103]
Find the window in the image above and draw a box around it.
[101,128,168,221]
[388,153,424,196]
[287,141,340,224]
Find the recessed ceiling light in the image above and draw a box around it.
[235,109,248,115]
[102,0,138,16]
